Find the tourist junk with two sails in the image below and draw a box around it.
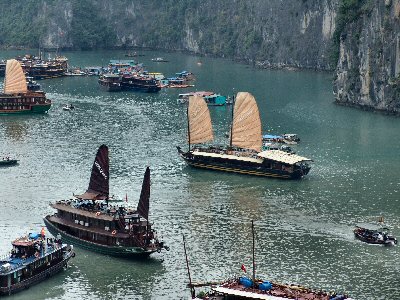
[0,59,51,114]
[177,92,312,179]
[44,145,168,257]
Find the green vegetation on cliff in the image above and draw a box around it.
[331,0,374,64]
[0,1,45,47]
[70,1,116,50]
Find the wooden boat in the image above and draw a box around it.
[44,145,169,258]
[120,75,161,93]
[177,92,227,106]
[262,134,300,145]
[98,74,122,92]
[0,59,52,114]
[0,230,74,296]
[354,226,397,246]
[151,57,169,62]
[0,158,18,166]
[185,221,354,300]
[177,93,312,179]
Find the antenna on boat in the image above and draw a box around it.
[183,234,196,298]
[251,220,256,287]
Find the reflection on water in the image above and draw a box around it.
[0,49,399,300]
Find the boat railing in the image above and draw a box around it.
[0,252,11,262]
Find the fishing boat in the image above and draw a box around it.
[185,221,354,300]
[98,74,122,92]
[26,76,41,91]
[44,145,168,257]
[0,229,75,296]
[354,226,397,246]
[0,157,18,166]
[262,134,300,145]
[0,59,52,114]
[120,75,161,93]
[151,57,169,62]
[178,92,227,106]
[177,93,312,179]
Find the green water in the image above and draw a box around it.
[0,49,399,300]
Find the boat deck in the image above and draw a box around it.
[209,278,353,300]
[0,243,65,275]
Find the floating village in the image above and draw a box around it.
[0,50,398,300]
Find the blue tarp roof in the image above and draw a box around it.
[263,134,282,139]
[29,232,40,239]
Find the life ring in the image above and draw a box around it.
[95,212,101,216]
[111,230,117,235]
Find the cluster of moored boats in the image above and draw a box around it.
[1,56,397,299]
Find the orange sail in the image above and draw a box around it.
[4,59,28,94]
[187,95,214,145]
[231,92,262,152]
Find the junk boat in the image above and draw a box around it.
[177,92,312,179]
[185,221,354,300]
[44,145,169,258]
[0,229,75,296]
[354,226,397,246]
[120,75,161,93]
[98,74,122,92]
[0,59,52,114]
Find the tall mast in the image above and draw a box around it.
[229,93,235,148]
[252,220,256,287]
[187,102,191,151]
[183,234,195,298]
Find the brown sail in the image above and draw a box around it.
[76,145,109,200]
[188,95,214,145]
[137,167,150,220]
[4,59,28,94]
[231,92,262,152]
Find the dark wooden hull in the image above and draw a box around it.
[98,82,121,92]
[0,251,74,296]
[177,148,310,180]
[44,216,156,258]
[121,82,161,93]
[0,160,18,166]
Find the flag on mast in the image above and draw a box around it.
[241,264,247,273]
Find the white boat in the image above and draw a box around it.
[62,104,75,111]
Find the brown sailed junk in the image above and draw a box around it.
[177,92,312,179]
[44,145,169,258]
[0,59,51,114]
[186,221,354,300]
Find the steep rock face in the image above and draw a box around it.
[34,0,339,70]
[333,0,400,114]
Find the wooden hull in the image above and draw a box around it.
[44,217,156,258]
[0,160,18,166]
[0,103,51,115]
[177,148,310,180]
[0,251,73,296]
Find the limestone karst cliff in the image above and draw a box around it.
[0,0,398,114]
[333,0,400,114]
